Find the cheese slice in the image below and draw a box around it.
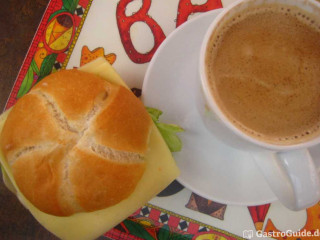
[79,58,128,89]
[0,57,180,240]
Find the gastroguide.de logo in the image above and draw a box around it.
[243,229,320,239]
[243,230,254,239]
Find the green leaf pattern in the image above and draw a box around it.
[63,0,80,13]
[124,219,193,240]
[17,65,34,98]
[37,53,57,82]
[123,220,154,240]
[30,59,40,76]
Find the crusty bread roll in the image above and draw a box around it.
[0,69,152,216]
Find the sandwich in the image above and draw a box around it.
[0,57,180,239]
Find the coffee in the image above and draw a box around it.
[205,4,320,145]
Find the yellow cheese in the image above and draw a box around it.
[79,58,128,89]
[0,57,180,240]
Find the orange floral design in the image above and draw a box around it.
[264,202,320,239]
[80,45,116,66]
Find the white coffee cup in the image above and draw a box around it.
[198,0,320,210]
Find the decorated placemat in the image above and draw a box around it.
[4,0,320,239]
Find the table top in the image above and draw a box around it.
[0,0,59,239]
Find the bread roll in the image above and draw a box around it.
[0,69,152,216]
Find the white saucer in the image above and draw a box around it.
[142,9,280,206]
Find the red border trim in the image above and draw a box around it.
[4,0,58,110]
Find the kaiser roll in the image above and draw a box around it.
[0,69,152,216]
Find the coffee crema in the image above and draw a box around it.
[206,4,320,145]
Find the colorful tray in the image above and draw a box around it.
[5,0,320,239]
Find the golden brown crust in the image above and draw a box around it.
[94,85,151,154]
[0,93,73,160]
[69,147,146,212]
[11,146,66,216]
[0,69,152,216]
[33,69,110,122]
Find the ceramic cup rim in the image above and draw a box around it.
[199,0,320,151]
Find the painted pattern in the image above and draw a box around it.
[106,204,244,240]
[4,0,320,239]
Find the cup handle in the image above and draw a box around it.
[252,149,320,210]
